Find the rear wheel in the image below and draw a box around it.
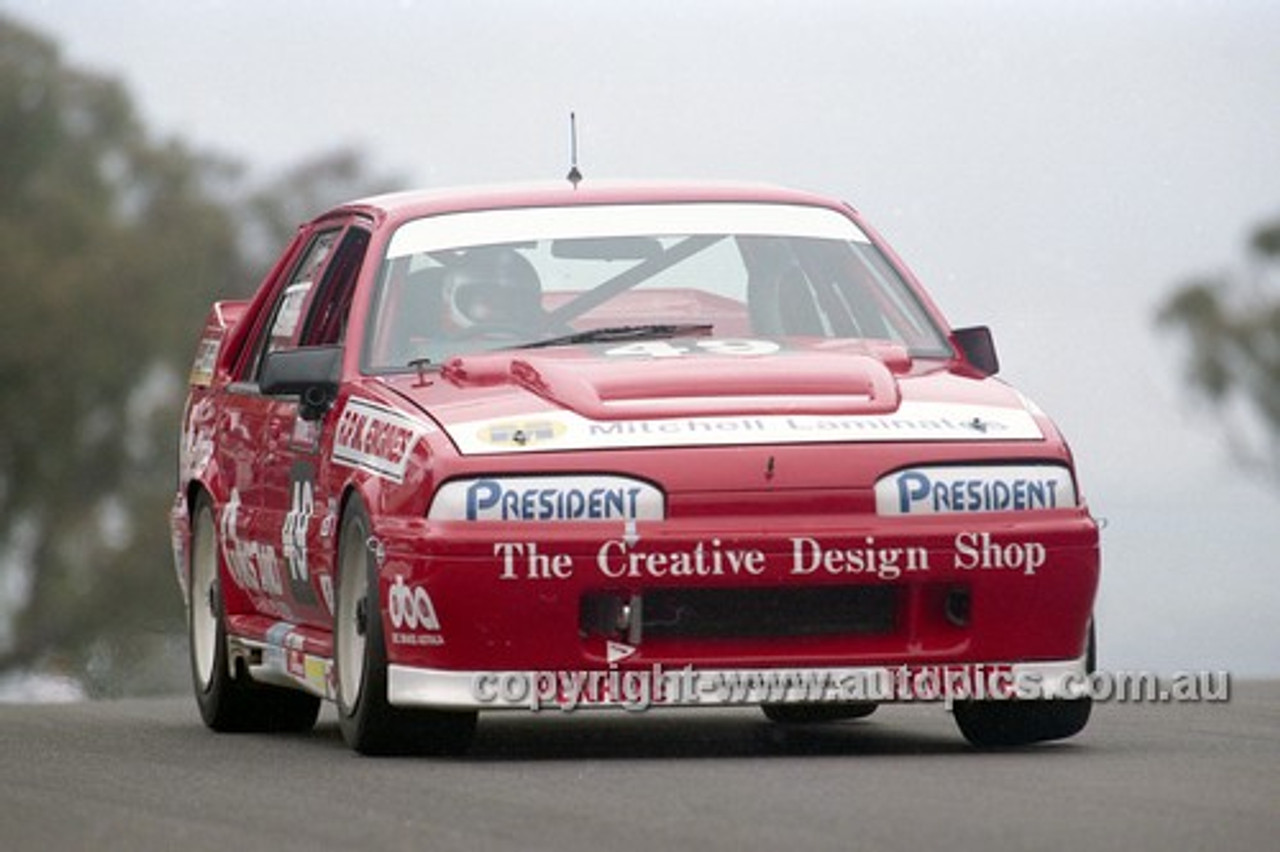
[334,497,477,756]
[188,492,320,733]
[762,702,878,724]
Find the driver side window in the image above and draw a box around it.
[248,229,341,382]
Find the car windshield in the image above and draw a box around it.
[363,202,951,371]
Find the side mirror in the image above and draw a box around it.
[260,345,342,421]
[952,326,1000,377]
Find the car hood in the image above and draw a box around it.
[385,343,1046,456]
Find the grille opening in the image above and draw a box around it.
[637,585,899,640]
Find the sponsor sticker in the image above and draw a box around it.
[273,282,310,340]
[429,475,665,522]
[875,465,1076,515]
[492,531,1048,581]
[388,575,444,646]
[449,401,1043,455]
[332,398,428,483]
[304,656,330,697]
[262,621,335,699]
[220,489,285,597]
[281,464,319,606]
[188,336,220,386]
[477,419,568,448]
[290,417,322,453]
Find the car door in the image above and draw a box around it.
[255,222,371,629]
[214,225,344,623]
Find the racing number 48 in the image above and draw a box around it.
[604,339,781,359]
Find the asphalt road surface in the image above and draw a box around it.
[2,682,1276,852]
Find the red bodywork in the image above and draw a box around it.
[172,182,1099,711]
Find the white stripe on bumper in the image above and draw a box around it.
[387,655,1090,710]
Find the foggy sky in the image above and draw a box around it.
[9,0,1280,674]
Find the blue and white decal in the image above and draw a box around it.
[875,465,1076,516]
[429,475,665,522]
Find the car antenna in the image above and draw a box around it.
[566,111,583,189]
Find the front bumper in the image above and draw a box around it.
[387,654,1092,710]
[370,509,1100,680]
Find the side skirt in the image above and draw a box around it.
[227,620,335,701]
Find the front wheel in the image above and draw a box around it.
[952,696,1092,747]
[334,497,477,756]
[188,492,320,733]
[953,624,1096,748]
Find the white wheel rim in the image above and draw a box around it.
[190,507,218,690]
[337,520,368,713]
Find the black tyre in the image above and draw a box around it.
[953,624,1096,748]
[953,697,1091,747]
[762,702,878,724]
[334,497,477,756]
[188,492,320,733]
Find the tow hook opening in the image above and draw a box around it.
[944,586,972,628]
[580,592,644,645]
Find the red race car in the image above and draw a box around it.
[171,181,1100,754]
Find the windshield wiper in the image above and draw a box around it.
[514,323,714,350]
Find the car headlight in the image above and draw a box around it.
[428,475,666,522]
[875,465,1078,516]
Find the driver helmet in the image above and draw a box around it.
[441,248,543,330]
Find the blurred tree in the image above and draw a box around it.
[1158,216,1280,484]
[242,147,398,269]
[0,15,398,694]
